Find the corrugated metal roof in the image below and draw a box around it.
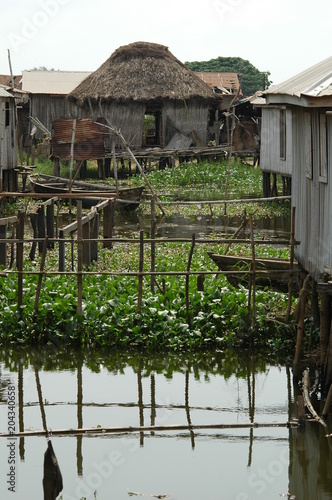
[22,70,91,94]
[195,72,240,94]
[265,55,332,97]
[0,86,14,98]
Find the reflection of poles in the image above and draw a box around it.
[34,367,63,500]
[77,360,83,476]
[247,357,255,467]
[18,361,24,461]
[137,364,144,446]
[150,374,156,436]
[185,370,195,449]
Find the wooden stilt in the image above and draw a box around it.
[150,199,156,292]
[186,233,196,324]
[286,206,296,324]
[322,382,332,418]
[137,230,144,314]
[293,274,311,380]
[77,201,83,316]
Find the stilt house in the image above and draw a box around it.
[262,56,332,286]
[0,87,17,190]
[68,42,217,149]
[21,71,91,139]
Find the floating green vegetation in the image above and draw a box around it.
[0,271,297,354]
[0,157,299,353]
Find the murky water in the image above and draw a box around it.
[114,211,291,241]
[0,349,331,500]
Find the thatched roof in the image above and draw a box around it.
[68,42,216,106]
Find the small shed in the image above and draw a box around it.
[68,42,217,149]
[262,55,332,284]
[21,71,91,139]
[0,87,17,190]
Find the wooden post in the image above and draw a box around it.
[249,214,256,327]
[46,201,55,249]
[320,290,331,374]
[16,211,24,308]
[91,212,99,262]
[271,173,278,197]
[322,382,332,418]
[103,199,114,248]
[286,206,296,323]
[77,202,83,316]
[69,118,77,214]
[197,274,205,292]
[0,224,7,266]
[59,229,65,272]
[53,157,60,176]
[293,274,311,380]
[34,236,48,314]
[296,396,306,426]
[137,230,144,314]
[29,214,38,260]
[186,233,196,324]
[150,198,156,292]
[37,206,46,254]
[83,220,91,266]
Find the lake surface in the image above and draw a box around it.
[0,349,331,500]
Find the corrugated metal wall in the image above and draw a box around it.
[0,98,17,170]
[260,107,293,176]
[293,107,332,280]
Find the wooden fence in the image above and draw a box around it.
[0,194,296,328]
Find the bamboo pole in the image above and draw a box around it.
[34,367,48,433]
[150,198,156,291]
[302,369,327,426]
[112,140,119,197]
[0,191,292,205]
[16,211,24,308]
[95,122,166,215]
[137,230,144,314]
[0,421,297,438]
[68,118,77,214]
[77,201,83,316]
[224,211,248,255]
[249,214,256,327]
[293,274,311,379]
[286,206,296,323]
[186,233,196,324]
[34,236,48,314]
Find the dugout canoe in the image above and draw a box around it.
[208,252,299,290]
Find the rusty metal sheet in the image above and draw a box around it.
[51,118,108,160]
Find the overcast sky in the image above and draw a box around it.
[1,0,332,87]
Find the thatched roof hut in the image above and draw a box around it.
[68,42,217,148]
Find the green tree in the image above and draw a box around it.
[186,56,271,97]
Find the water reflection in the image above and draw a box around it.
[114,210,291,241]
[0,348,331,499]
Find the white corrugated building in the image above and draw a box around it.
[21,71,91,138]
[0,87,17,189]
[260,56,332,285]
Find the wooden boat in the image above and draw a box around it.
[28,174,144,210]
[208,252,299,290]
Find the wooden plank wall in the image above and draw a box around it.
[0,98,17,170]
[260,107,293,176]
[293,107,332,280]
